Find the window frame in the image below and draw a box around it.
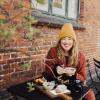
[31,0,82,28]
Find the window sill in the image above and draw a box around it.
[32,12,85,30]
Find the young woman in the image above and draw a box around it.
[44,23,95,100]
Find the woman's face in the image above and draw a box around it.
[60,37,74,52]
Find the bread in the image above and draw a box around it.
[35,77,47,84]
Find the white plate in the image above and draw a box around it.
[50,89,71,95]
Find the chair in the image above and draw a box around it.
[86,59,100,97]
[93,58,100,80]
[93,58,100,65]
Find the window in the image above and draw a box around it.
[31,0,80,25]
[32,0,49,12]
[52,0,66,16]
[67,0,79,19]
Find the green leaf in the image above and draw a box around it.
[27,82,35,92]
[20,61,31,70]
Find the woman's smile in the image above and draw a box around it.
[61,37,73,51]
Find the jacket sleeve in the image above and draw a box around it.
[76,52,87,81]
[44,47,61,80]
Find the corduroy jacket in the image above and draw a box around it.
[45,47,86,81]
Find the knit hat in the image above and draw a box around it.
[59,23,76,40]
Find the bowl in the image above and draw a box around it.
[42,81,55,90]
[55,84,67,93]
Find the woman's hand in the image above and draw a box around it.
[64,67,76,76]
[56,66,65,75]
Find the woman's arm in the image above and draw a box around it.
[44,47,60,80]
[76,52,87,81]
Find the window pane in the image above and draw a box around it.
[67,0,78,19]
[31,0,48,12]
[52,0,66,16]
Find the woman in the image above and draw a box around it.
[44,23,95,100]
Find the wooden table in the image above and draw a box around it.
[33,83,72,100]
[7,80,90,100]
[33,82,91,100]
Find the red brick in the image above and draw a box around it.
[11,53,18,58]
[3,54,10,60]
[0,68,14,75]
[0,55,2,60]
[0,80,6,89]
[3,74,11,82]
[0,80,4,85]
[2,64,10,69]
[0,60,6,64]
[10,72,19,79]
[10,63,18,68]
[14,58,21,62]
[7,59,15,63]
[22,57,31,61]
[17,42,30,47]
[7,58,21,63]
[18,70,35,78]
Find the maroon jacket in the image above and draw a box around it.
[45,47,86,81]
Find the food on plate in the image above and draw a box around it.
[55,84,67,93]
[35,77,47,84]
[42,81,55,90]
[64,67,76,75]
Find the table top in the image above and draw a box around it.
[7,80,90,100]
[33,82,72,100]
[33,82,90,100]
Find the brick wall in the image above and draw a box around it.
[78,0,100,75]
[0,0,100,89]
[0,26,60,89]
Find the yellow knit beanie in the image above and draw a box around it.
[59,23,76,40]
